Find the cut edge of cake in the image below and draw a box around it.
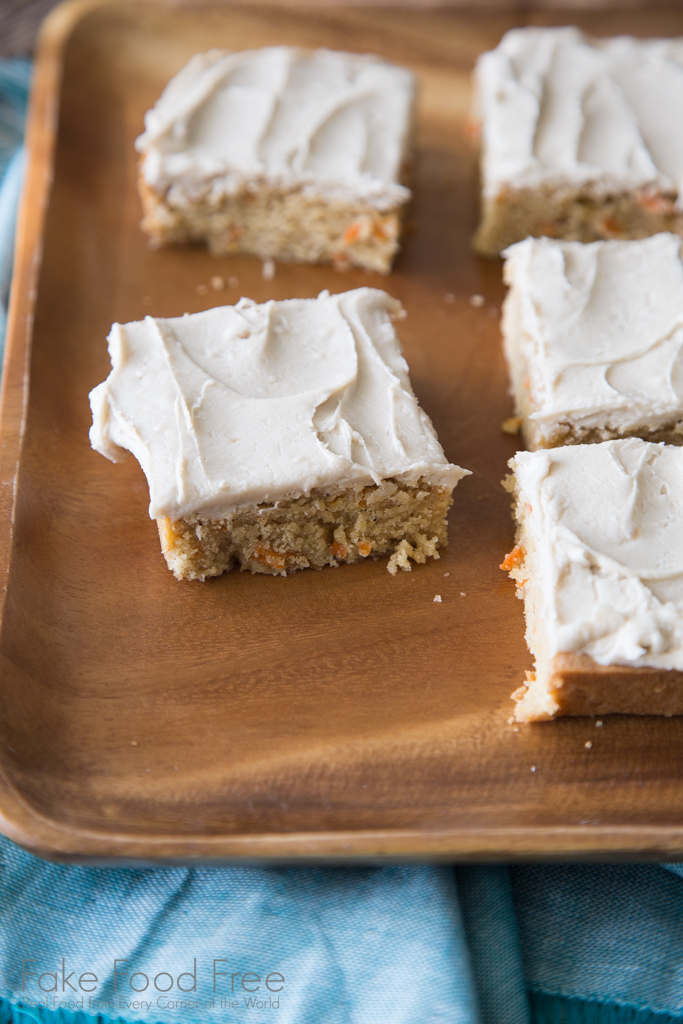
[138,174,409,274]
[157,477,454,581]
[474,181,683,260]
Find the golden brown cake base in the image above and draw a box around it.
[139,177,404,274]
[474,181,683,258]
[512,654,683,722]
[522,421,683,452]
[158,478,453,581]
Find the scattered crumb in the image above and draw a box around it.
[595,720,603,728]
[131,740,138,746]
[507,716,515,725]
[433,594,442,603]
[210,275,225,291]
[444,292,455,304]
[584,740,593,749]
[459,592,466,597]
[530,765,536,772]
[512,726,519,732]
[262,257,276,281]
[488,306,499,318]
[469,293,485,307]
[173,766,179,770]
[196,283,208,295]
[444,572,450,577]
[142,295,152,305]
[502,416,522,435]
[228,276,239,288]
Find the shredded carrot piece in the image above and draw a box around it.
[639,193,669,215]
[332,252,352,270]
[342,222,363,245]
[500,544,525,572]
[253,544,287,570]
[464,117,481,142]
[357,541,372,557]
[341,216,372,246]
[330,542,348,560]
[599,216,623,237]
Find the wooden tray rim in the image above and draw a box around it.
[3,0,683,863]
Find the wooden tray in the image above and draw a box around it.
[3,0,683,863]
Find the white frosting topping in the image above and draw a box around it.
[503,234,683,441]
[475,26,683,199]
[513,439,683,668]
[89,289,467,519]
[136,47,414,210]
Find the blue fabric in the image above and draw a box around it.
[0,59,29,356]
[512,865,683,1018]
[0,846,473,1024]
[1,54,683,1024]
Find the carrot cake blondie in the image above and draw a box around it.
[501,233,683,450]
[503,439,683,721]
[135,47,415,273]
[473,27,683,257]
[89,288,468,580]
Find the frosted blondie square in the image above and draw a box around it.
[504,440,683,721]
[89,289,468,580]
[501,234,683,450]
[136,47,415,273]
[473,27,683,257]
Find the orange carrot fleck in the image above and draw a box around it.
[639,193,670,215]
[599,216,623,238]
[500,544,525,572]
[253,544,287,570]
[330,542,348,560]
[357,541,372,557]
[464,117,481,143]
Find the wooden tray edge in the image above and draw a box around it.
[3,0,683,863]
[3,756,683,862]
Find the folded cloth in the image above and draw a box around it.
[0,58,29,358]
[1,55,683,1024]
[0,843,476,1024]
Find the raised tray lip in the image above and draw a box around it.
[2,0,683,864]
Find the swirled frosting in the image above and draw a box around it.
[89,289,467,519]
[513,439,683,668]
[503,234,683,442]
[136,47,414,211]
[475,27,683,199]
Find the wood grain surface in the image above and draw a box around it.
[3,0,683,863]
[1,0,676,58]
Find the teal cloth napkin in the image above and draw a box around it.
[1,57,683,1024]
